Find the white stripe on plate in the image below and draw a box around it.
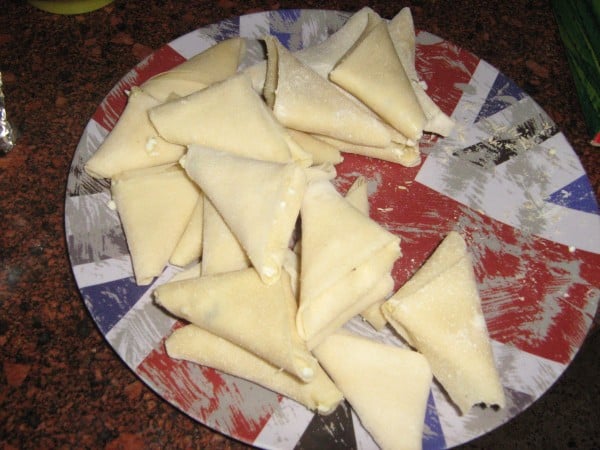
[351,409,379,450]
[253,396,316,450]
[168,31,216,60]
[492,339,566,397]
[240,11,271,39]
[441,59,500,148]
[71,255,133,288]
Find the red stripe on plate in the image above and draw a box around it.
[91,44,187,132]
[416,30,481,116]
[136,329,276,444]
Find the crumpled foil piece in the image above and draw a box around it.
[1,72,16,155]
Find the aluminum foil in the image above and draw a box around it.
[1,72,16,155]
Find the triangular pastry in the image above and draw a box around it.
[154,268,318,382]
[111,164,200,285]
[298,180,400,345]
[387,8,418,82]
[148,74,294,164]
[85,87,185,179]
[295,7,382,78]
[169,194,204,267]
[387,8,455,137]
[201,197,250,276]
[329,21,426,141]
[264,36,392,148]
[299,179,400,305]
[183,144,306,285]
[141,37,246,102]
[313,331,432,450]
[166,324,344,415]
[381,231,505,414]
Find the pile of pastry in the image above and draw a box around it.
[85,7,505,450]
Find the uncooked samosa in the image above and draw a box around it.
[141,37,246,102]
[149,74,296,164]
[244,6,379,92]
[111,163,200,285]
[154,268,318,382]
[382,231,505,414]
[85,87,185,179]
[263,36,392,148]
[298,180,400,348]
[387,8,454,137]
[314,331,432,450]
[183,144,306,285]
[329,21,426,141]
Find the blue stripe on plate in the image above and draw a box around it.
[423,391,447,450]
[81,277,151,335]
[475,71,527,123]
[546,175,600,214]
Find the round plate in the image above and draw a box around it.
[65,9,600,449]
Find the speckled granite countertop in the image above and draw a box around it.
[1,1,599,449]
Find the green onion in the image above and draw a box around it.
[551,0,600,146]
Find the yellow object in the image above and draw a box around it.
[28,0,114,14]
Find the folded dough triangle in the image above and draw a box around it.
[295,7,381,78]
[141,37,245,102]
[169,194,204,267]
[264,36,391,148]
[382,231,505,414]
[154,268,318,382]
[85,87,185,179]
[111,164,200,285]
[298,180,400,345]
[183,144,306,285]
[201,197,250,276]
[329,21,426,141]
[313,331,432,450]
[148,74,294,163]
[299,180,400,304]
[387,8,455,137]
[166,324,344,415]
